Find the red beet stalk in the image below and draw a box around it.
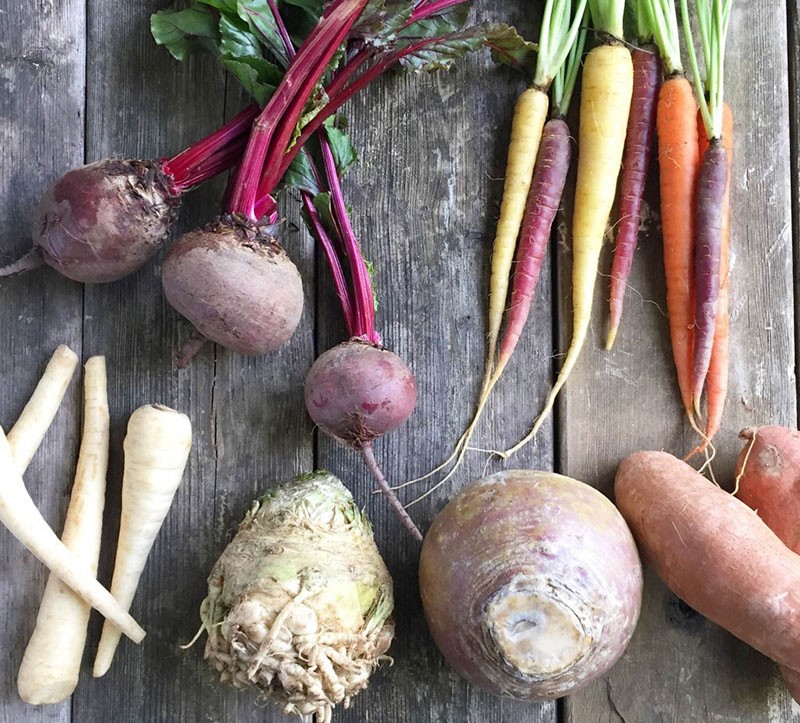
[606,46,660,349]
[691,141,728,411]
[227,0,369,220]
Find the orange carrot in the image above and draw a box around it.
[657,74,699,422]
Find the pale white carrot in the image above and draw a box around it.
[8,345,78,474]
[17,356,110,704]
[93,404,192,677]
[0,426,144,642]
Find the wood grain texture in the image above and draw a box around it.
[73,1,229,720]
[0,1,85,720]
[564,2,799,721]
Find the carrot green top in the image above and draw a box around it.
[553,25,587,116]
[681,0,732,140]
[534,0,588,89]
[634,0,655,43]
[646,0,683,74]
[588,0,626,39]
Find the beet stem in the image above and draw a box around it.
[0,249,44,278]
[231,0,369,217]
[361,444,423,542]
[163,104,260,191]
[302,193,356,335]
[320,139,378,343]
[274,35,457,185]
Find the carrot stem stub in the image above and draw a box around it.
[607,45,660,349]
[691,141,728,412]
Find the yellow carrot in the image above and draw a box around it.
[505,40,633,456]
[486,86,549,362]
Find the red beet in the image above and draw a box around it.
[1,159,179,283]
[305,339,416,447]
[305,339,421,540]
[162,215,303,362]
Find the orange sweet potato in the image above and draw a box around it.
[615,450,800,671]
[736,425,800,700]
[736,426,800,553]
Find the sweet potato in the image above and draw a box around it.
[615,450,800,671]
[736,426,800,553]
[735,426,800,701]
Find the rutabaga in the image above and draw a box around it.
[199,472,394,723]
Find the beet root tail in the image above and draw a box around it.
[361,444,423,542]
[0,249,44,278]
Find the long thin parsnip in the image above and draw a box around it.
[17,356,109,704]
[93,404,192,677]
[505,36,633,457]
[8,345,78,473]
[0,426,144,642]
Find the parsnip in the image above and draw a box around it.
[17,357,109,704]
[93,404,192,677]
[0,426,144,643]
[8,345,78,473]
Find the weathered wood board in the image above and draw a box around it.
[0,0,797,721]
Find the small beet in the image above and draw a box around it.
[162,215,303,359]
[26,159,179,283]
[304,340,417,447]
[305,340,422,541]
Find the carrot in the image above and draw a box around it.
[17,356,109,704]
[606,1,661,349]
[681,0,732,416]
[658,75,699,419]
[504,0,633,457]
[644,0,699,424]
[483,0,586,380]
[0,425,143,642]
[7,345,78,473]
[409,0,586,485]
[687,101,732,456]
[93,403,192,677]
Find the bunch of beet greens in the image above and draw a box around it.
[150,0,531,538]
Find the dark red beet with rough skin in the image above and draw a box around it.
[32,158,179,283]
[304,340,417,447]
[162,215,303,356]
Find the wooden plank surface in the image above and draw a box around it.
[0,0,799,721]
[562,1,799,721]
[0,2,85,722]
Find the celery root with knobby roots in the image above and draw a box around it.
[199,472,394,723]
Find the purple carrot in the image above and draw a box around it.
[691,140,729,413]
[606,45,660,350]
[495,117,572,373]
